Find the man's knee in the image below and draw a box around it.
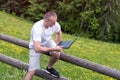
[27,70,36,76]
[51,51,61,59]
[24,70,36,80]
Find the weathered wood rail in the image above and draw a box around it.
[0,53,68,80]
[0,33,120,79]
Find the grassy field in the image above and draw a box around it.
[0,11,120,80]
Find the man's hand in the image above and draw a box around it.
[55,46,63,52]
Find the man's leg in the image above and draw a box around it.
[46,51,61,78]
[47,51,60,69]
[24,70,36,80]
[45,40,61,77]
[45,40,61,68]
[24,49,41,80]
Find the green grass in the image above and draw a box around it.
[0,11,120,80]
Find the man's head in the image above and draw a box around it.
[44,11,57,28]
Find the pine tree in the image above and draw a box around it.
[97,0,120,42]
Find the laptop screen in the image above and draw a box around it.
[58,41,73,49]
[57,37,77,49]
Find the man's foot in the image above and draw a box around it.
[46,67,60,78]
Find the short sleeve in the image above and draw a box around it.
[55,22,61,32]
[32,23,42,42]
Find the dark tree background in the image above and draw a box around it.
[0,0,120,43]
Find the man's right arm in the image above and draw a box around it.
[34,41,63,53]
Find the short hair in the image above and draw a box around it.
[44,11,57,20]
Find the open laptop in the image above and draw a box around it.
[57,37,77,49]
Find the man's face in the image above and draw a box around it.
[45,16,57,28]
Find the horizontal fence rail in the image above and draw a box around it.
[0,33,120,79]
[0,54,68,80]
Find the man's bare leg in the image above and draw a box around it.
[47,51,60,68]
[24,70,36,80]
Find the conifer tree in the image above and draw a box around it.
[97,0,120,42]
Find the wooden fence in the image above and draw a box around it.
[0,33,120,80]
[0,53,68,80]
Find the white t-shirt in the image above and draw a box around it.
[29,19,61,49]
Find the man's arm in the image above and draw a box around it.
[34,41,63,53]
[55,30,62,44]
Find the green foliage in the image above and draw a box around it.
[96,0,120,42]
[0,0,30,15]
[55,0,84,34]
[22,0,47,21]
[0,0,120,43]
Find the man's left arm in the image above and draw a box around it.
[55,30,62,44]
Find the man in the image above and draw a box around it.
[24,11,63,80]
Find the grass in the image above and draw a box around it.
[0,11,120,80]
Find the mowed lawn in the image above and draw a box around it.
[0,11,120,80]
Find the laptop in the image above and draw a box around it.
[57,37,77,49]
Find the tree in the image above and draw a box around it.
[0,0,30,15]
[96,0,120,42]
